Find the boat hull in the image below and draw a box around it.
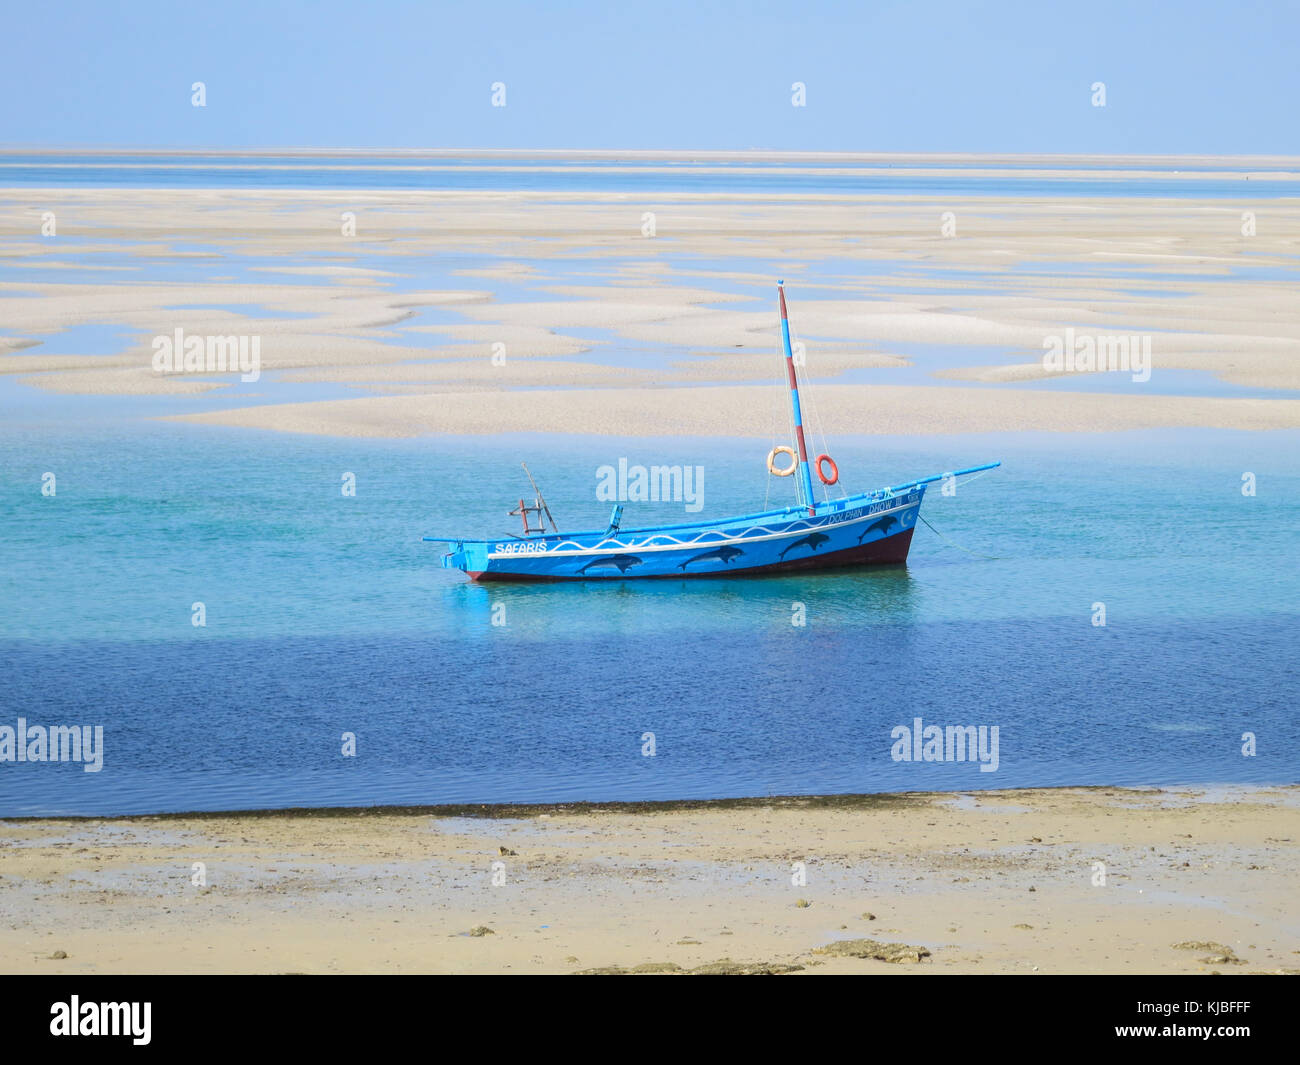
[431,488,925,582]
[466,526,915,581]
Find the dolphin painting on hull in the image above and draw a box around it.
[577,554,644,575]
[778,532,829,559]
[678,546,745,570]
[858,514,898,543]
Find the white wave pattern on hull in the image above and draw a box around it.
[445,490,925,581]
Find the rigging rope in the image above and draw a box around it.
[764,351,779,511]
[946,465,997,491]
[787,317,845,504]
[780,332,800,508]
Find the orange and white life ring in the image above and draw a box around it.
[815,454,839,486]
[767,446,797,477]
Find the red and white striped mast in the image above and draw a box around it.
[778,282,818,516]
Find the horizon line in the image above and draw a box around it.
[1,146,1298,165]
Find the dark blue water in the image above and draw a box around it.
[1,614,1294,816]
[1,423,1297,816]
[2,153,1295,199]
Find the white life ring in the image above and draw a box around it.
[767,446,797,477]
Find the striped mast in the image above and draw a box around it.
[778,281,817,516]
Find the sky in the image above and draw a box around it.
[2,0,1296,154]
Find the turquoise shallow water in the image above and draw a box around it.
[1,421,1297,815]
[2,154,1298,813]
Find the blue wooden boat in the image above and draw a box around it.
[426,283,998,581]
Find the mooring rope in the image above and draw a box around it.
[917,513,1001,560]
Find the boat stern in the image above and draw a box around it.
[425,538,490,578]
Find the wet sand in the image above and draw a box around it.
[1,183,1297,435]
[2,786,1296,975]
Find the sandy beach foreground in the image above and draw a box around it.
[2,786,1295,975]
